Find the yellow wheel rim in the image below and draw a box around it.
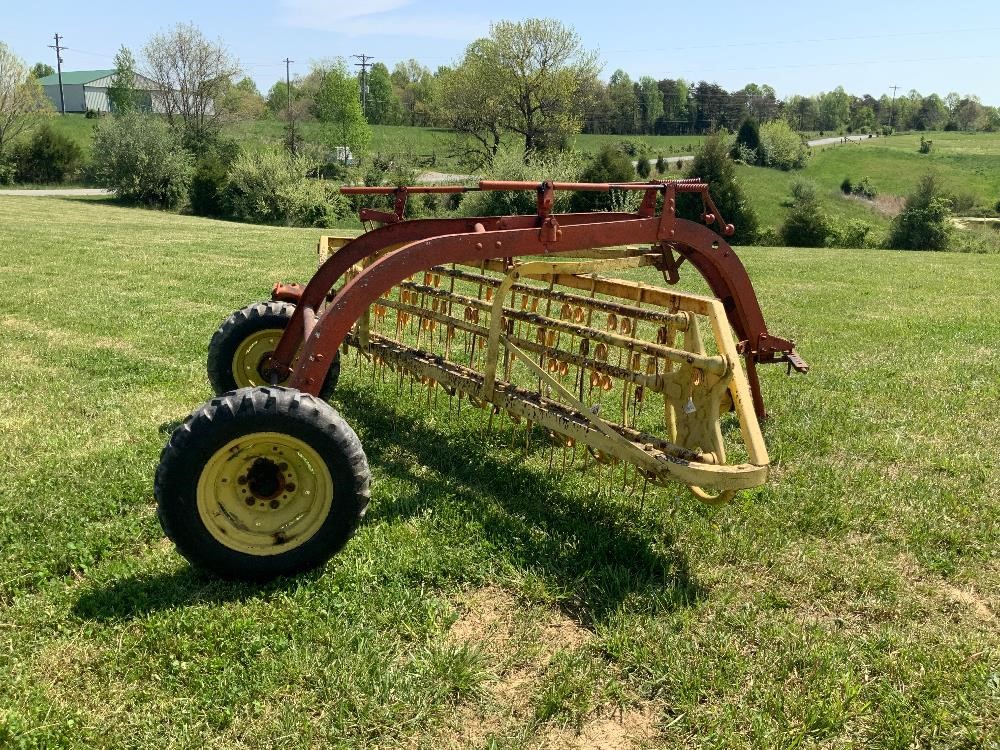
[232,329,288,388]
[197,432,334,556]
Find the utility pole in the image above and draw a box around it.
[888,84,900,129]
[352,53,374,117]
[283,57,295,153]
[48,33,66,115]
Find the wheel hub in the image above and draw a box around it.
[242,458,286,501]
[196,432,334,555]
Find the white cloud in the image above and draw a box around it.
[279,0,486,40]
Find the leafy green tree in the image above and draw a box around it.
[733,117,761,163]
[143,22,240,150]
[443,18,600,160]
[266,81,291,114]
[390,59,437,126]
[637,76,662,135]
[438,62,504,167]
[818,87,850,131]
[888,174,952,250]
[569,145,635,212]
[780,180,829,247]
[91,114,193,207]
[915,94,947,130]
[364,62,401,125]
[311,59,371,162]
[0,43,50,160]
[221,76,266,120]
[658,78,689,134]
[759,119,808,170]
[786,95,819,131]
[30,62,54,79]
[107,46,139,114]
[681,135,758,244]
[607,70,638,135]
[11,123,82,182]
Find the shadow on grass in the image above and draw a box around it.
[76,383,702,626]
[334,385,703,627]
[158,418,185,435]
[73,565,320,621]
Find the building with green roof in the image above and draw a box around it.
[37,69,163,113]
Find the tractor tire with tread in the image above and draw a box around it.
[207,300,340,400]
[155,386,370,580]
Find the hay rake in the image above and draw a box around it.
[155,180,807,580]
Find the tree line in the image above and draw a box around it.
[268,53,1000,142]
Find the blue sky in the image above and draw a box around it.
[4,0,999,102]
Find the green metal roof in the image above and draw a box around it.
[37,69,115,86]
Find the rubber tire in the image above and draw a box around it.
[155,386,370,580]
[206,300,340,400]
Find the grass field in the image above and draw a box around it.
[738,132,1000,233]
[33,116,1000,249]
[45,114,705,172]
[0,195,997,748]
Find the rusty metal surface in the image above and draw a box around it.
[270,179,806,420]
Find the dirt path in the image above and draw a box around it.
[0,188,110,196]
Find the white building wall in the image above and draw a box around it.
[84,87,110,112]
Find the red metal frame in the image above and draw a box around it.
[266,180,807,418]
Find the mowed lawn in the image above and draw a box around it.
[0,196,997,749]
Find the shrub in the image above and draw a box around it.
[881,126,894,136]
[947,190,977,214]
[943,121,958,132]
[12,124,83,183]
[789,179,817,204]
[567,146,633,213]
[853,177,877,200]
[995,199,1000,215]
[91,114,192,207]
[0,159,15,185]
[680,135,758,244]
[947,225,1000,254]
[655,155,666,174]
[918,136,933,154]
[732,143,758,166]
[189,139,240,217]
[613,138,649,159]
[840,177,853,195]
[458,147,582,217]
[635,157,651,178]
[732,118,761,164]
[225,149,346,227]
[755,225,781,246]
[780,191,830,247]
[888,174,952,250]
[780,179,830,247]
[827,218,874,248]
[759,120,808,170]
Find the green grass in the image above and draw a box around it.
[737,132,1000,233]
[38,115,705,172]
[1,195,997,748]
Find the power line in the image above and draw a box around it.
[47,33,66,115]
[889,85,900,127]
